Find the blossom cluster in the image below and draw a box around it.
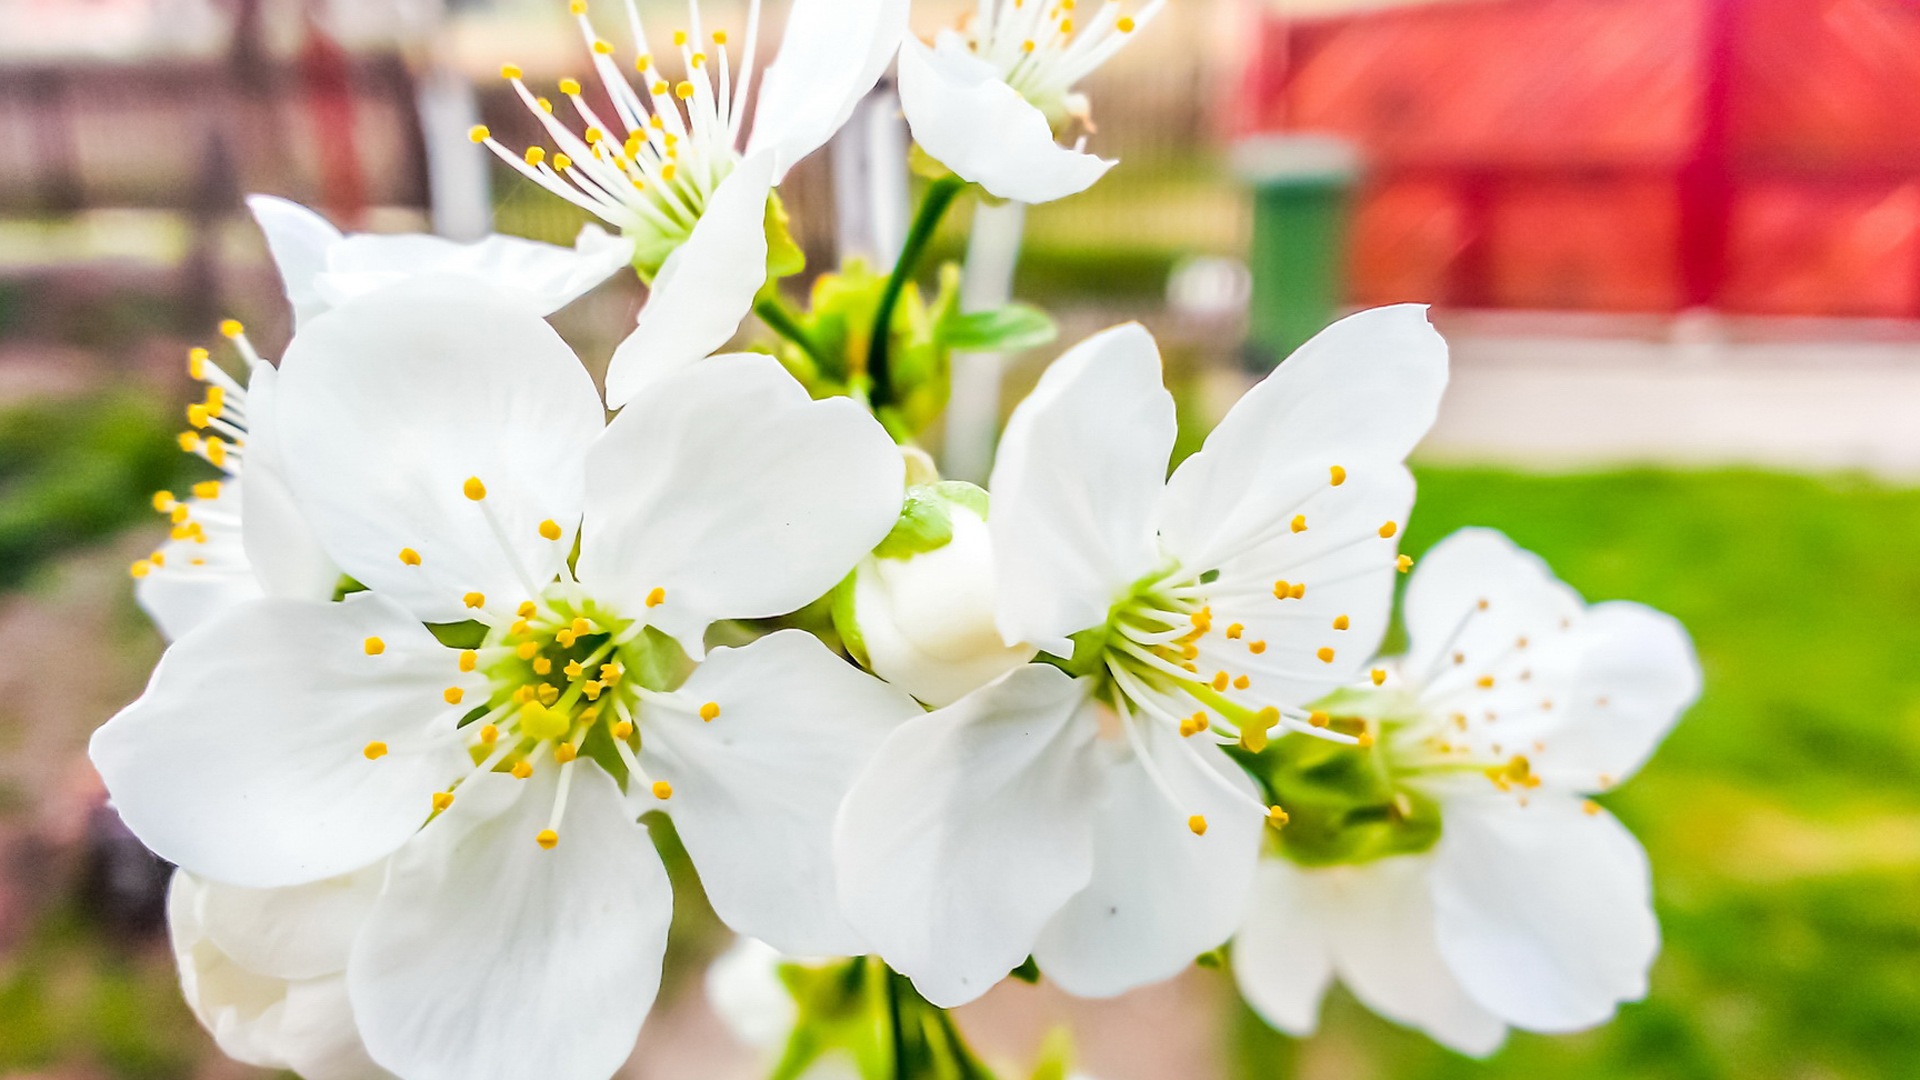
[93,2,1701,1078]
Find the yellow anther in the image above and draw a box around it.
[510,760,536,780]
[171,504,190,524]
[1179,718,1198,737]
[1290,514,1307,533]
[187,403,211,428]
[599,663,622,685]
[533,657,553,675]
[399,547,422,566]
[468,125,491,144]
[501,63,524,79]
[1478,675,1496,689]
[536,829,559,849]
[646,587,666,608]
[460,650,479,672]
[510,619,532,637]
[555,743,577,763]
[462,476,487,501]
[517,641,540,660]
[1371,668,1387,686]
[712,30,728,44]
[570,617,591,637]
[129,559,153,579]
[1225,623,1244,640]
[1267,806,1290,828]
[537,685,560,706]
[151,490,175,512]
[692,53,706,68]
[188,347,209,378]
[517,601,537,618]
[150,551,166,567]
[1180,643,1199,660]
[556,629,578,648]
[612,720,634,739]
[1332,615,1350,631]
[1290,583,1307,599]
[364,741,389,760]
[1211,671,1229,691]
[464,592,486,609]
[1379,521,1399,539]
[593,38,614,54]
[652,780,673,800]
[1249,640,1268,655]
[364,637,386,656]
[568,0,586,13]
[1316,647,1335,663]
[651,80,670,95]
[636,53,652,71]
[1190,608,1212,631]
[219,319,244,339]
[1022,39,1037,52]
[1187,815,1208,836]
[699,701,720,722]
[1233,674,1251,690]
[525,146,547,166]
[1329,464,1346,486]
[673,29,688,45]
[1308,710,1330,728]
[480,724,500,745]
[1397,554,1414,573]
[660,163,678,182]
[1583,799,1602,816]
[432,791,455,811]
[444,687,465,705]
[1357,732,1376,749]
[582,681,604,701]
[1273,579,1291,599]
[177,431,201,453]
[584,126,603,144]
[203,386,225,417]
[559,77,583,95]
[675,81,695,99]
[192,480,222,500]
[205,437,228,466]
[537,97,555,114]
[519,702,568,739]
[539,519,563,541]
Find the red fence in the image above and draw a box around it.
[1239,0,1920,317]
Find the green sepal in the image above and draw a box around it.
[765,190,807,280]
[1008,956,1041,984]
[426,620,489,650]
[874,490,957,560]
[830,570,871,671]
[1235,726,1445,868]
[332,574,368,602]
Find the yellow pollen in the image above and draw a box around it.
[464,592,486,609]
[660,163,678,182]
[1397,554,1414,573]
[364,741,389,759]
[501,63,523,79]
[203,386,225,417]
[188,348,208,378]
[128,560,153,579]
[399,547,422,566]
[151,490,175,512]
[517,601,537,618]
[568,0,586,13]
[538,685,560,706]
[1332,615,1350,631]
[582,681,604,701]
[1267,806,1290,827]
[1583,799,1602,815]
[1290,515,1307,533]
[205,438,227,466]
[187,404,211,428]
[538,97,555,114]
[536,829,559,849]
[1478,598,1491,611]
[1022,39,1036,52]
[673,81,694,100]
[480,724,499,745]
[652,80,670,95]
[539,519,563,541]
[524,146,547,166]
[512,760,535,779]
[1222,623,1243,641]
[712,30,727,44]
[565,660,585,679]
[1371,668,1387,686]
[699,701,721,722]
[219,319,244,339]
[1188,815,1208,836]
[1478,675,1496,689]
[555,743,577,763]
[1180,643,1199,660]
[1329,464,1347,486]
[1316,647,1335,663]
[692,53,706,67]
[176,432,200,453]
[192,480,222,500]
[612,721,635,739]
[170,504,190,525]
[599,663,622,684]
[150,551,165,567]
[1309,710,1330,728]
[1233,674,1251,690]
[1211,671,1229,691]
[570,617,592,637]
[673,29,688,45]
[646,587,666,608]
[1290,583,1307,599]
[444,687,465,705]
[1060,17,1074,32]
[553,152,572,169]
[533,658,553,675]
[1379,521,1399,539]
[432,791,455,811]
[636,53,653,71]
[468,125,491,144]
[517,641,540,660]
[462,477,487,501]
[510,620,531,637]
[652,780,674,800]
[460,650,478,672]
[364,637,386,656]
[559,77,582,95]
[1118,15,1137,31]
[593,38,614,54]
[1249,640,1268,654]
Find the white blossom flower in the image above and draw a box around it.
[835,307,1449,1006]
[92,280,915,1080]
[897,0,1164,204]
[167,867,393,1080]
[132,321,337,641]
[477,0,908,404]
[843,484,1037,706]
[248,196,631,329]
[1233,528,1700,1055]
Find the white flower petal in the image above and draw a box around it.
[316,225,631,318]
[350,766,671,1080]
[135,533,265,642]
[197,866,385,982]
[834,665,1103,1007]
[1532,601,1699,790]
[1196,467,1416,707]
[898,36,1114,204]
[91,595,476,888]
[746,0,910,178]
[248,195,343,328]
[1231,860,1335,1038]
[605,155,774,408]
[1403,528,1582,676]
[1033,726,1263,998]
[276,280,604,623]
[990,324,1175,655]
[278,977,397,1080]
[239,363,341,602]
[1159,305,1448,571]
[1316,857,1507,1056]
[640,630,919,955]
[1431,796,1660,1033]
[580,354,903,657]
[706,937,801,1049]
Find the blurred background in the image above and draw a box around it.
[3,0,1920,1077]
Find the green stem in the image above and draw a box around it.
[868,175,969,411]
[756,295,829,369]
[886,963,913,1080]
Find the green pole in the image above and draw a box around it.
[1232,134,1362,371]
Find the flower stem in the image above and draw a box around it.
[867,175,970,411]
[755,294,829,369]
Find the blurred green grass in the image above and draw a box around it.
[5,399,1920,1078]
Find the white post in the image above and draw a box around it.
[832,80,911,271]
[942,199,1027,484]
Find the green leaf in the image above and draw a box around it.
[940,304,1058,353]
[766,191,807,280]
